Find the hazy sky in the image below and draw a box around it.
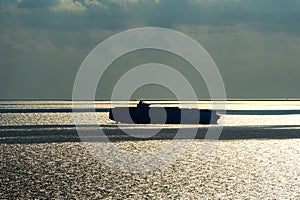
[1,0,300,99]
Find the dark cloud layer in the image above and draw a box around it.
[3,0,300,31]
[0,0,300,99]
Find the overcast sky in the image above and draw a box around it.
[1,0,300,99]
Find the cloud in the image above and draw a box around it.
[52,0,87,12]
[51,0,109,12]
[84,0,107,9]
[16,0,57,9]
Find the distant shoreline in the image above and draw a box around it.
[0,98,300,102]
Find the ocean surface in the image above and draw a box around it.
[1,101,300,199]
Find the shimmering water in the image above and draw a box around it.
[1,101,300,199]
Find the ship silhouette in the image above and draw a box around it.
[109,100,220,124]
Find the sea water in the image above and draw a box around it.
[1,101,300,199]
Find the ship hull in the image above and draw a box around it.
[109,107,219,124]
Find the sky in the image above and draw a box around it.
[0,0,300,99]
